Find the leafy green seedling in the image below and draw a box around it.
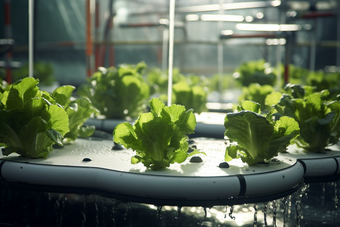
[224,100,300,165]
[113,98,202,170]
[52,85,98,142]
[78,62,149,119]
[0,78,69,158]
[265,83,340,152]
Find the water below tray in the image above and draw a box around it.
[0,181,339,227]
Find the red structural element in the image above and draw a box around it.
[230,33,277,39]
[301,11,335,19]
[101,0,114,68]
[94,0,101,69]
[284,64,289,85]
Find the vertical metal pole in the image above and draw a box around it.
[94,0,100,69]
[86,0,94,77]
[217,0,224,103]
[4,0,12,83]
[167,0,175,106]
[28,0,34,78]
[276,5,284,89]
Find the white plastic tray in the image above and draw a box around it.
[0,138,304,206]
[280,143,340,183]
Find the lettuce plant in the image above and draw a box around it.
[51,85,99,142]
[78,62,150,119]
[224,101,300,165]
[0,78,69,158]
[172,81,207,114]
[146,68,208,114]
[113,98,201,170]
[266,83,340,152]
[233,59,276,87]
[238,83,275,110]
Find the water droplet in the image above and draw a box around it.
[295,188,302,226]
[82,195,89,227]
[156,206,163,219]
[111,199,117,226]
[203,207,207,218]
[281,196,288,227]
[253,204,258,226]
[263,202,268,226]
[321,182,326,206]
[229,205,235,220]
[124,203,130,220]
[272,200,277,227]
[224,205,228,219]
[334,180,340,226]
[175,206,182,219]
[94,196,100,227]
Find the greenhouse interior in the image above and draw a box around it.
[0,0,340,226]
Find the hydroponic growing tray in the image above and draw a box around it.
[0,138,304,207]
[280,144,340,183]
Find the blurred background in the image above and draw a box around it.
[0,0,339,96]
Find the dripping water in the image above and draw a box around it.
[82,195,89,227]
[94,196,102,227]
[295,189,302,227]
[321,182,326,207]
[124,202,130,220]
[229,205,235,220]
[334,180,339,226]
[175,206,182,219]
[272,200,277,227]
[56,194,67,227]
[253,204,258,227]
[111,199,117,226]
[156,206,163,219]
[263,202,268,226]
[203,207,207,218]
[224,205,228,219]
[287,195,292,218]
[281,196,288,227]
[54,194,61,223]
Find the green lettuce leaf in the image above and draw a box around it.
[224,101,300,165]
[113,98,198,170]
[77,62,150,119]
[52,86,99,142]
[0,78,69,158]
[266,84,340,152]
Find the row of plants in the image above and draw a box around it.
[78,62,209,119]
[1,77,339,170]
[235,60,340,109]
[113,83,340,169]
[1,61,340,172]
